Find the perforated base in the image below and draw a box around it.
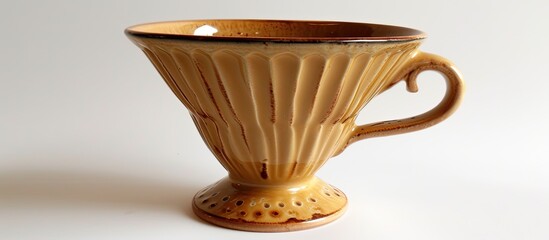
[192,177,347,232]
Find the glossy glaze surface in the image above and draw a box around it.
[126,19,464,232]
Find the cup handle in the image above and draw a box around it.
[336,51,465,155]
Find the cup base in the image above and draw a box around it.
[192,177,347,232]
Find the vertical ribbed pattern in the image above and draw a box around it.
[140,43,418,183]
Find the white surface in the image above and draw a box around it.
[1,0,548,239]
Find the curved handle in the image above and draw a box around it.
[338,51,464,153]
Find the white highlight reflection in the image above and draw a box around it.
[193,25,218,36]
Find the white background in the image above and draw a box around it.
[1,0,548,239]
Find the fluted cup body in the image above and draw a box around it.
[129,37,420,184]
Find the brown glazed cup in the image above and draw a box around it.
[125,19,464,232]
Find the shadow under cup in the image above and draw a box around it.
[126,20,463,232]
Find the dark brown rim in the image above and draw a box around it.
[125,19,426,43]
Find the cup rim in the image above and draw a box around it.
[125,19,426,43]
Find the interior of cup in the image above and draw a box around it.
[126,19,425,42]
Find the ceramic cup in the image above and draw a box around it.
[125,19,464,232]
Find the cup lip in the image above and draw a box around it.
[125,19,426,43]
